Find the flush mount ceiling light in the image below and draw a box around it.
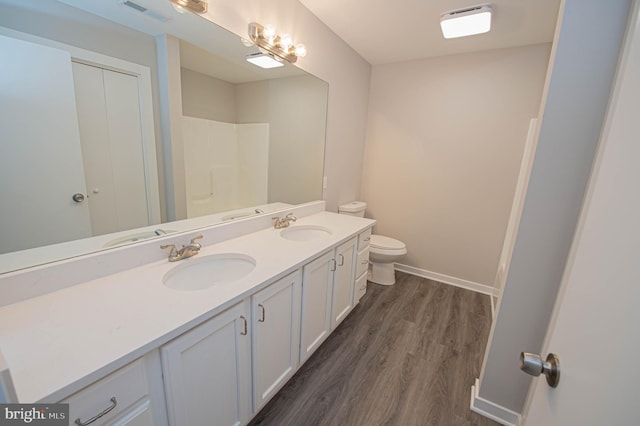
[246,52,284,69]
[440,5,493,39]
[169,0,208,14]
[247,22,307,64]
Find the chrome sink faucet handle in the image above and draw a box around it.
[189,235,203,250]
[161,235,203,262]
[160,243,178,260]
[285,212,297,222]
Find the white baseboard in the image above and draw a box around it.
[394,263,495,296]
[470,378,521,426]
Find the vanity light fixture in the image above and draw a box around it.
[169,0,207,14]
[440,4,493,39]
[247,22,307,65]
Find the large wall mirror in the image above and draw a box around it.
[0,0,328,273]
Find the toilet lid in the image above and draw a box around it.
[370,235,405,250]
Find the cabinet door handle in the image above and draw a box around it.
[364,236,371,242]
[240,315,248,335]
[258,304,265,322]
[75,397,117,426]
[338,254,344,266]
[330,259,337,271]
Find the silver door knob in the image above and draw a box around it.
[72,193,85,203]
[520,352,560,388]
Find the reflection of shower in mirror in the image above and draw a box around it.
[182,117,269,218]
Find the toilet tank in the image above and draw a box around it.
[338,201,367,217]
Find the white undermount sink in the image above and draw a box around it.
[163,253,256,291]
[279,225,332,242]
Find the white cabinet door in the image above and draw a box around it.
[251,271,301,412]
[300,251,334,363]
[161,301,250,426]
[331,238,357,329]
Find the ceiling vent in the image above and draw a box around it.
[119,0,170,22]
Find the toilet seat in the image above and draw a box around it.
[370,235,407,255]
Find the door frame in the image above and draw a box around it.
[0,26,161,226]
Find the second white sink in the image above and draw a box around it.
[163,253,256,291]
[280,225,332,242]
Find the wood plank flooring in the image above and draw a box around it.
[249,272,499,426]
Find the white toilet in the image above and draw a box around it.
[338,201,407,285]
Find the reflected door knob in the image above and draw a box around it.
[520,352,560,388]
[72,193,86,203]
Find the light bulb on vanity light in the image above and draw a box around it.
[280,34,292,51]
[294,44,307,58]
[263,24,276,43]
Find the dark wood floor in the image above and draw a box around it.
[249,272,499,426]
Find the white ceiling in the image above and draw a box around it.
[299,0,561,65]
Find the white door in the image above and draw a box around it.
[72,62,150,236]
[251,271,301,412]
[524,3,640,424]
[0,35,91,253]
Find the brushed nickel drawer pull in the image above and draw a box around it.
[240,315,248,335]
[75,397,117,426]
[330,259,337,272]
[338,254,344,266]
[364,237,371,242]
[258,304,266,322]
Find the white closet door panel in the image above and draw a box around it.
[0,35,91,253]
[102,69,149,231]
[72,62,118,235]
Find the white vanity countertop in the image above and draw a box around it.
[0,211,374,403]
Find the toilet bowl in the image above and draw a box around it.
[338,201,407,286]
[368,235,407,285]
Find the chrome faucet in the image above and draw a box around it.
[272,213,297,229]
[161,235,203,262]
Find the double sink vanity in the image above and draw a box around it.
[0,202,374,425]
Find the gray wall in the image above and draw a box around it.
[236,76,328,205]
[361,44,550,287]
[181,69,237,123]
[478,0,632,413]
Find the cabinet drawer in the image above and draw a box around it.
[356,248,370,278]
[63,358,149,426]
[355,270,368,302]
[358,228,372,250]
